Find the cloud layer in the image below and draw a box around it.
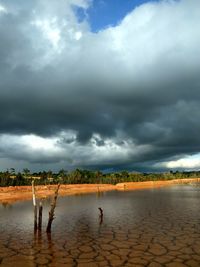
[0,0,200,171]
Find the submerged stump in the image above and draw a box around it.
[98,207,103,225]
[38,201,43,231]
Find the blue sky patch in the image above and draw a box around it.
[87,0,158,32]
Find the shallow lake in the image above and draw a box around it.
[1,184,200,266]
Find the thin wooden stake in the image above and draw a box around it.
[32,180,37,232]
[38,201,43,231]
[46,184,60,233]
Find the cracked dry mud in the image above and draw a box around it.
[0,185,200,266]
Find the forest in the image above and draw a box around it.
[0,168,199,187]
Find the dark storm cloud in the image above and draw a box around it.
[0,0,200,171]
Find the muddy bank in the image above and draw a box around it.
[116,178,200,190]
[0,184,116,203]
[0,178,200,203]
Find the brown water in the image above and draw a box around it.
[0,185,200,266]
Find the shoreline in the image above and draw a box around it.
[0,178,200,203]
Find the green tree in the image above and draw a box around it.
[23,168,30,177]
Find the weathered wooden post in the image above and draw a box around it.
[38,201,43,231]
[32,180,37,232]
[46,184,60,233]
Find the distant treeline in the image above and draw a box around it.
[0,168,200,187]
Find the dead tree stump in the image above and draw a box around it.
[46,184,60,233]
[32,180,37,232]
[38,201,43,231]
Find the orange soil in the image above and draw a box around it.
[116,178,200,190]
[0,178,199,203]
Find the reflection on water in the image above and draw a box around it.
[1,185,200,266]
[1,202,12,209]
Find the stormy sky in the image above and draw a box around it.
[0,0,200,172]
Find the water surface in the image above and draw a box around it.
[1,185,200,266]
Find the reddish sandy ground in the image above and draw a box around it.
[0,178,200,203]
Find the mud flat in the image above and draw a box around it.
[1,185,200,266]
[0,178,200,203]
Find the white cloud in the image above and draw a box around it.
[21,134,60,151]
[31,18,61,49]
[1,0,200,171]
[0,131,152,170]
[156,154,200,170]
[0,134,62,154]
[74,31,82,40]
[0,3,7,14]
